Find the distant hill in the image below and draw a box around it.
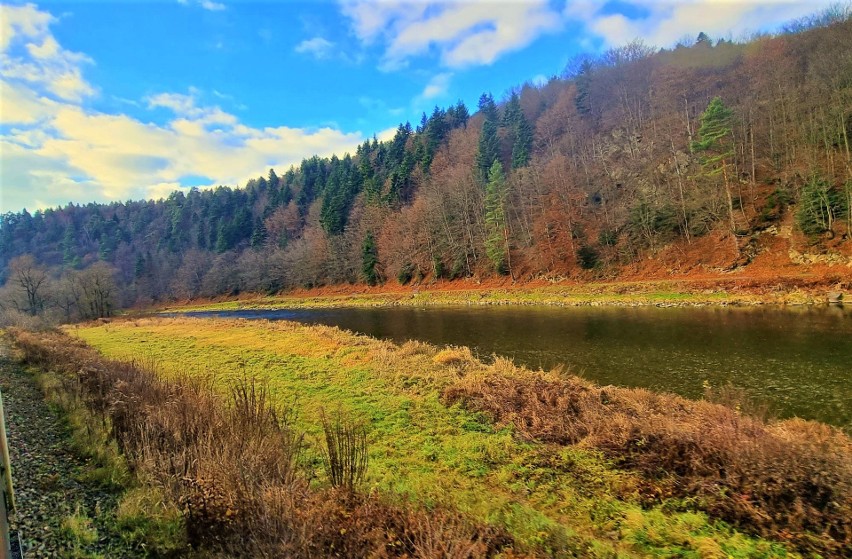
[1,7,850,318]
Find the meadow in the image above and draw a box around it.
[10,317,851,557]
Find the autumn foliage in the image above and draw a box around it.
[2,11,851,308]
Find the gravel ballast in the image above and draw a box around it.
[0,341,141,558]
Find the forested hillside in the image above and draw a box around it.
[2,8,851,319]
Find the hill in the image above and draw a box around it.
[1,8,850,319]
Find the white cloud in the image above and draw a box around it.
[0,5,379,212]
[294,36,336,59]
[1,3,95,102]
[0,3,53,51]
[178,0,226,11]
[420,72,452,100]
[530,74,548,87]
[200,0,226,11]
[341,0,564,69]
[564,0,836,48]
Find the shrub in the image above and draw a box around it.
[397,262,415,285]
[796,176,846,237]
[443,371,852,556]
[576,245,600,270]
[319,410,369,492]
[598,228,618,247]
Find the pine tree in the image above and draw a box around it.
[484,160,509,274]
[574,59,593,116]
[477,92,498,123]
[454,100,469,128]
[692,96,737,232]
[267,168,279,191]
[796,176,845,237]
[250,217,267,248]
[503,92,533,168]
[512,115,533,168]
[502,92,522,127]
[475,119,499,183]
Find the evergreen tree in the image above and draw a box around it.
[484,160,509,274]
[361,232,380,285]
[62,224,77,266]
[268,168,279,190]
[503,92,533,168]
[475,119,499,183]
[477,92,498,123]
[692,96,736,231]
[574,59,593,116]
[502,92,522,127]
[796,176,846,237]
[453,99,470,128]
[250,217,267,248]
[512,115,533,168]
[215,221,230,253]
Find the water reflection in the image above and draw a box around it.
[179,305,852,429]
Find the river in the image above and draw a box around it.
[178,304,851,429]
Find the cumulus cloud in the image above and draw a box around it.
[294,36,336,59]
[1,3,95,102]
[341,0,563,69]
[0,5,374,212]
[564,0,835,48]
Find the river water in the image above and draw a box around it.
[179,305,851,429]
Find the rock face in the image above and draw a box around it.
[827,292,843,303]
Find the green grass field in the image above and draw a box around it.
[72,318,798,557]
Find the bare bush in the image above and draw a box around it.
[319,409,368,491]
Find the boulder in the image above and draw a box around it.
[827,292,843,303]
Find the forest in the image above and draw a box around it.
[1,7,850,321]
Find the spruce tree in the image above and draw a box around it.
[512,115,533,168]
[475,119,499,183]
[454,100,469,128]
[502,92,522,127]
[574,59,593,116]
[250,217,267,249]
[477,92,498,123]
[484,160,509,274]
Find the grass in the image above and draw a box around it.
[60,506,100,559]
[53,316,845,557]
[25,358,190,556]
[160,280,789,314]
[156,275,836,315]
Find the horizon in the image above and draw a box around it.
[0,0,838,214]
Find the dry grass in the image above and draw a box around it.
[9,328,514,558]
[433,346,478,368]
[442,369,852,557]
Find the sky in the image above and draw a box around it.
[0,0,834,213]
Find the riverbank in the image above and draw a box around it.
[16,317,848,557]
[159,274,847,313]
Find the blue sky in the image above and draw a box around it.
[0,0,833,213]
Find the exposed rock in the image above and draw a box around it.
[788,249,852,266]
[828,292,843,303]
